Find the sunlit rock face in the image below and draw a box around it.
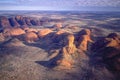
[56,34,77,69]
[106,33,120,48]
[37,29,53,38]
[3,28,25,37]
[0,16,11,28]
[62,34,77,54]
[24,28,38,33]
[22,32,39,43]
[77,29,93,51]
[92,33,120,71]
[9,17,20,27]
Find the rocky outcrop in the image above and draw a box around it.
[3,28,25,37]
[24,17,33,26]
[15,15,27,26]
[0,16,11,28]
[24,28,38,33]
[91,33,120,71]
[22,32,39,42]
[0,15,49,29]
[51,31,77,69]
[37,29,53,38]
[55,34,77,69]
[52,30,69,46]
[106,33,120,48]
[77,29,93,51]
[62,34,77,54]
[30,19,41,26]
[9,17,20,27]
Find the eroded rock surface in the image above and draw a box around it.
[77,29,93,51]
[92,33,120,71]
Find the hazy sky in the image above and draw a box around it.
[0,0,120,11]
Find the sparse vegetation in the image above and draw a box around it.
[0,11,120,80]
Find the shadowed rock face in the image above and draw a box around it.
[24,17,33,26]
[14,15,41,26]
[15,15,27,26]
[52,30,69,47]
[9,17,20,27]
[0,16,11,28]
[106,33,120,47]
[92,33,120,71]
[30,19,41,26]
[53,34,77,69]
[0,15,49,29]
[77,29,93,51]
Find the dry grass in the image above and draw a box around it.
[0,11,120,80]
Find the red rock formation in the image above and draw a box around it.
[37,29,53,38]
[56,34,77,69]
[106,33,120,48]
[3,28,25,37]
[77,29,93,51]
[92,33,120,71]
[55,30,66,35]
[23,32,39,42]
[0,16,11,28]
[9,17,20,27]
[15,15,27,26]
[24,28,38,33]
[52,30,71,46]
